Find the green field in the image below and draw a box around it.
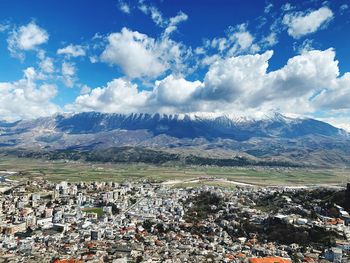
[81,207,104,217]
[1,156,350,186]
[171,180,237,189]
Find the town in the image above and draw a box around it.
[0,176,349,263]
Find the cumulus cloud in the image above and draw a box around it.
[0,67,58,120]
[61,61,76,87]
[69,75,204,114]
[101,3,190,79]
[80,85,92,95]
[153,75,202,106]
[254,49,338,106]
[313,73,350,110]
[197,48,344,115]
[70,48,350,120]
[260,32,278,48]
[57,44,86,57]
[209,24,256,54]
[38,50,54,73]
[282,6,333,38]
[7,22,49,59]
[227,24,257,55]
[199,51,273,102]
[100,27,190,79]
[194,49,339,115]
[39,57,54,73]
[100,28,166,78]
[67,78,150,113]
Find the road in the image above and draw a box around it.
[161,177,255,187]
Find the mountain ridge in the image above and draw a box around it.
[0,111,349,167]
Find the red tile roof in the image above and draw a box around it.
[249,257,292,263]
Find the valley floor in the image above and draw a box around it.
[0,156,349,187]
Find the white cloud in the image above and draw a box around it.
[282,6,333,38]
[38,50,54,73]
[256,49,339,104]
[0,67,58,120]
[80,85,92,95]
[197,48,341,116]
[7,22,49,59]
[153,75,202,106]
[61,62,76,88]
[227,24,256,54]
[69,48,350,125]
[184,49,341,116]
[319,115,350,132]
[203,24,259,61]
[209,37,227,53]
[164,11,188,36]
[100,27,190,79]
[118,0,130,14]
[100,28,167,78]
[138,3,165,27]
[138,1,188,37]
[69,75,203,114]
[199,51,273,102]
[68,78,150,113]
[195,49,338,113]
[260,32,278,47]
[295,39,314,53]
[57,44,86,57]
[313,73,350,110]
[62,61,75,76]
[40,56,54,73]
[89,56,98,64]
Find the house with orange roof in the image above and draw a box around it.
[248,256,292,263]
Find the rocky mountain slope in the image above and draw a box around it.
[0,112,349,167]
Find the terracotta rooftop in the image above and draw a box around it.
[249,257,292,263]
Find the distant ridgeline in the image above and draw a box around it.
[5,147,301,167]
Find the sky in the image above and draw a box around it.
[0,0,350,130]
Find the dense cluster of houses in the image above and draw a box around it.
[0,179,349,262]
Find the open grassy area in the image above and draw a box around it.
[171,180,237,189]
[1,156,349,186]
[81,207,104,217]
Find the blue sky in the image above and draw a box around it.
[0,0,350,129]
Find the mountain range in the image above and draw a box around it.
[0,112,349,167]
